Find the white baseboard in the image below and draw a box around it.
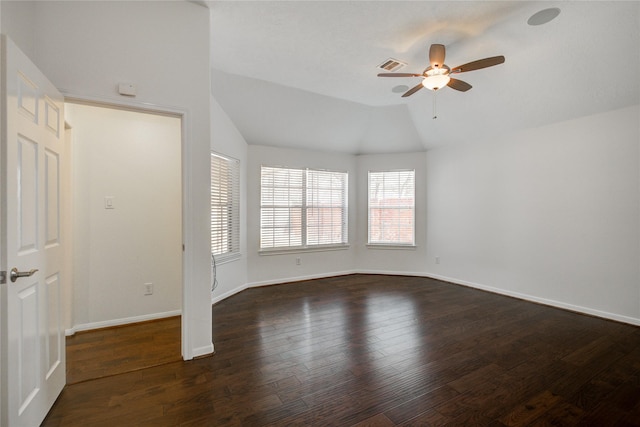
[191,343,215,359]
[428,272,640,327]
[211,270,357,306]
[356,269,428,277]
[245,269,357,289]
[359,269,640,327]
[71,271,639,342]
[211,283,249,305]
[65,309,181,336]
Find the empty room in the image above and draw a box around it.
[0,1,639,426]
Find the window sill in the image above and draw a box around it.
[259,244,350,256]
[213,253,242,265]
[366,244,416,251]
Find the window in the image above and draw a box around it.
[260,166,348,251]
[368,169,415,246]
[211,152,240,262]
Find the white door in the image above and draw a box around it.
[1,35,66,427]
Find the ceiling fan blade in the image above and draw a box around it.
[401,82,425,97]
[429,44,446,68]
[377,73,422,77]
[447,78,472,92]
[451,55,505,73]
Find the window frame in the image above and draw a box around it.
[211,151,241,264]
[367,169,416,248]
[259,165,349,254]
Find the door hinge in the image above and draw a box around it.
[0,271,6,285]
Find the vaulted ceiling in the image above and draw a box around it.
[210,1,640,154]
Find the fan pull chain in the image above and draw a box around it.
[432,91,438,119]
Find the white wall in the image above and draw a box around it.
[211,69,425,154]
[4,0,638,348]
[246,145,358,285]
[425,105,640,323]
[211,96,249,301]
[66,103,182,330]
[226,106,640,327]
[0,1,36,58]
[29,1,213,358]
[355,152,428,274]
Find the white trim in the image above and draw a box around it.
[211,271,358,306]
[366,244,417,251]
[367,169,416,246]
[357,269,640,327]
[209,268,640,334]
[65,310,181,336]
[356,269,428,278]
[180,104,197,360]
[192,343,215,359]
[211,283,249,305]
[245,270,357,289]
[259,244,350,256]
[426,273,640,327]
[212,271,357,306]
[259,165,349,250]
[62,92,186,118]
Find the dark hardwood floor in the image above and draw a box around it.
[43,274,640,426]
[65,316,182,384]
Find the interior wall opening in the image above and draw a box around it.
[64,101,183,379]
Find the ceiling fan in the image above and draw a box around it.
[378,44,505,97]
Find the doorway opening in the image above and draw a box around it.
[64,101,183,381]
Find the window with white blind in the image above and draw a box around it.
[260,165,348,251]
[211,152,240,263]
[368,169,415,246]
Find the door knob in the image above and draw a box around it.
[10,267,39,283]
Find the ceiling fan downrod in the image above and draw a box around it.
[433,91,438,119]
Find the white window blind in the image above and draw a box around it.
[368,169,415,246]
[211,152,240,262]
[306,169,348,246]
[260,166,348,250]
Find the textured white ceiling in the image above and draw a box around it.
[211,1,640,154]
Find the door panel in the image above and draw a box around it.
[45,272,62,378]
[44,97,61,137]
[45,148,60,246]
[18,135,39,254]
[17,283,40,414]
[17,73,38,122]
[2,35,66,427]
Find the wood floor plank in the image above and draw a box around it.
[351,413,395,427]
[383,385,459,425]
[499,390,563,426]
[43,274,640,426]
[65,316,181,384]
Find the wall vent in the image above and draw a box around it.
[377,58,407,72]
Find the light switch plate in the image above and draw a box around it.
[104,196,115,209]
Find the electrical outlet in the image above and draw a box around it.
[296,257,301,265]
[144,283,153,295]
[435,256,440,265]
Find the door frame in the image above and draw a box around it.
[62,93,196,360]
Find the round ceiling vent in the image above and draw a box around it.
[527,8,561,26]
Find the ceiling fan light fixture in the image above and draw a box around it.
[377,44,504,97]
[422,74,450,91]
